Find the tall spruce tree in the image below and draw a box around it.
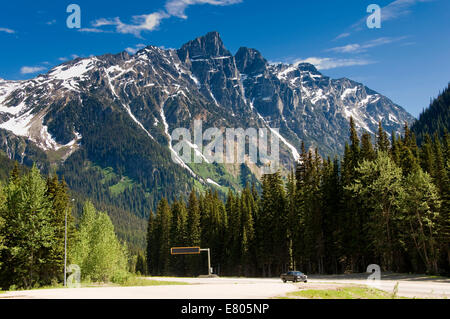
[0,165,57,289]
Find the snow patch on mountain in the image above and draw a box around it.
[0,109,34,136]
[256,112,300,162]
[341,87,358,100]
[160,100,197,177]
[50,58,97,81]
[207,178,221,187]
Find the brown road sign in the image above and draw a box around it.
[171,247,201,255]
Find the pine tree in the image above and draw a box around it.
[340,119,363,272]
[391,132,401,166]
[432,133,447,193]
[419,134,435,175]
[135,252,146,275]
[0,186,5,269]
[240,185,255,276]
[146,210,155,275]
[349,117,361,167]
[155,198,172,275]
[170,198,188,275]
[258,171,287,277]
[376,121,390,152]
[361,133,376,161]
[186,191,201,275]
[0,165,57,289]
[10,161,20,183]
[43,176,75,283]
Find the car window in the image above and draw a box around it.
[287,271,292,275]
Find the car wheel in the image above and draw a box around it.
[283,279,287,283]
[304,280,308,283]
[293,278,297,283]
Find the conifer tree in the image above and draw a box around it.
[155,198,172,275]
[0,165,57,289]
[170,199,188,275]
[420,134,435,175]
[135,252,146,275]
[146,210,155,275]
[361,133,376,161]
[186,191,201,275]
[376,121,390,153]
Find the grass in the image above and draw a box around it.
[188,162,242,192]
[112,276,190,287]
[109,176,135,196]
[285,286,403,299]
[1,276,189,293]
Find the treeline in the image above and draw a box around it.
[0,164,131,290]
[146,119,449,277]
[412,83,450,145]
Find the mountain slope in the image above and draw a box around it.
[0,32,415,248]
[412,84,450,144]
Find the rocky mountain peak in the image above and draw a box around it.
[235,47,267,76]
[295,62,319,74]
[177,31,231,62]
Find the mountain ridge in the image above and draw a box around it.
[0,32,415,244]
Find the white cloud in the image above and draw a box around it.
[295,57,374,70]
[91,12,168,38]
[125,44,146,54]
[57,54,79,62]
[0,27,15,34]
[336,0,433,40]
[89,0,241,37]
[334,32,350,41]
[78,28,109,33]
[20,66,46,75]
[377,0,434,22]
[165,0,242,19]
[327,36,408,54]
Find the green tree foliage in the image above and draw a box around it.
[0,165,74,289]
[412,84,450,144]
[145,117,449,276]
[347,152,403,270]
[135,252,146,275]
[400,170,441,274]
[70,201,128,282]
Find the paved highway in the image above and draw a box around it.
[0,274,448,299]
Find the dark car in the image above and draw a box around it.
[280,271,308,283]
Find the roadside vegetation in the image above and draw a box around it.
[284,285,407,299]
[0,164,170,291]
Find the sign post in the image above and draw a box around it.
[171,247,212,276]
[171,247,201,255]
[200,248,211,276]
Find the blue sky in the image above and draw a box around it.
[0,0,448,117]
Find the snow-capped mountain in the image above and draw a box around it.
[0,31,414,203]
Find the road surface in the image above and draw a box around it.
[0,274,448,299]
